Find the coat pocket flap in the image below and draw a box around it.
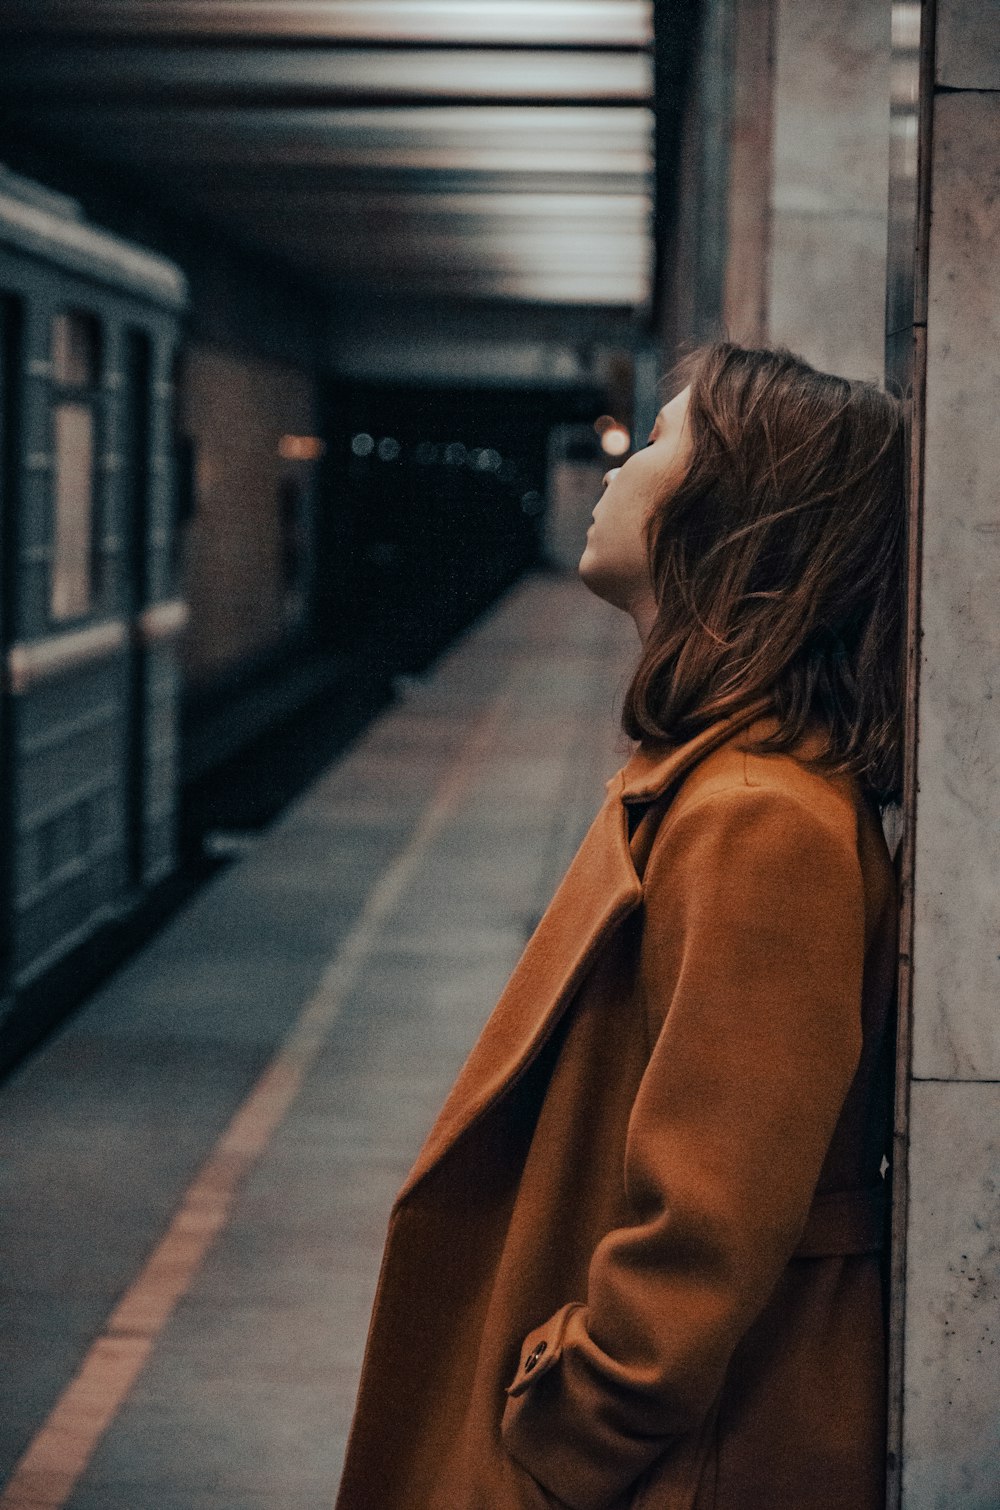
[505,1301,586,1398]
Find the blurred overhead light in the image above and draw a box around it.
[350,432,375,457]
[377,436,401,460]
[890,3,922,50]
[592,414,616,435]
[600,425,630,456]
[20,2,653,48]
[279,433,325,460]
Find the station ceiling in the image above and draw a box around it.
[0,1,655,308]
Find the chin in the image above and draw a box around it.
[578,551,622,610]
[577,545,599,589]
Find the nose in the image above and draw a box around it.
[602,467,621,490]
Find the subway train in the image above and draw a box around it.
[0,169,187,1054]
[0,170,590,1068]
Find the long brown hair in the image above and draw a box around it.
[622,342,907,804]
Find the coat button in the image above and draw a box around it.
[524,1341,547,1373]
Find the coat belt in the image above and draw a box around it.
[792,1184,886,1257]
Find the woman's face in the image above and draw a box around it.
[578,384,693,636]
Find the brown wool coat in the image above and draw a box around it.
[334,709,898,1510]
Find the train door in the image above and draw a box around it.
[0,296,16,1018]
[122,329,151,889]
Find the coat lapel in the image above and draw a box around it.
[392,701,772,1210]
[393,791,639,1208]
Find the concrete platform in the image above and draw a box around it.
[0,573,637,1510]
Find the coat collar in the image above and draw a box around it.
[392,699,773,1211]
[608,697,775,806]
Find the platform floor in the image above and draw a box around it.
[0,574,637,1510]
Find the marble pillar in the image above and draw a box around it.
[721,0,774,345]
[887,2,1000,1505]
[766,0,891,381]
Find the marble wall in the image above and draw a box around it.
[912,89,1000,1082]
[902,1083,1000,1505]
[888,2,1000,1505]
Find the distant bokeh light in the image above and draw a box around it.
[278,434,326,461]
[600,425,630,456]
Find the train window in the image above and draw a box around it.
[51,400,96,620]
[50,311,101,621]
[52,310,100,388]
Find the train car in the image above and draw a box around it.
[0,167,187,1036]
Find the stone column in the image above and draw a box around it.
[670,0,892,382]
[886,2,1000,1505]
[720,0,775,346]
[765,0,891,380]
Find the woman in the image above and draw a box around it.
[334,342,905,1510]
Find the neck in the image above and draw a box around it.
[629,590,658,644]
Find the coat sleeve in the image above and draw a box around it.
[499,781,867,1510]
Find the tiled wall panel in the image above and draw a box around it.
[901,1081,1000,1507]
[935,0,1000,89]
[912,90,1000,1082]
